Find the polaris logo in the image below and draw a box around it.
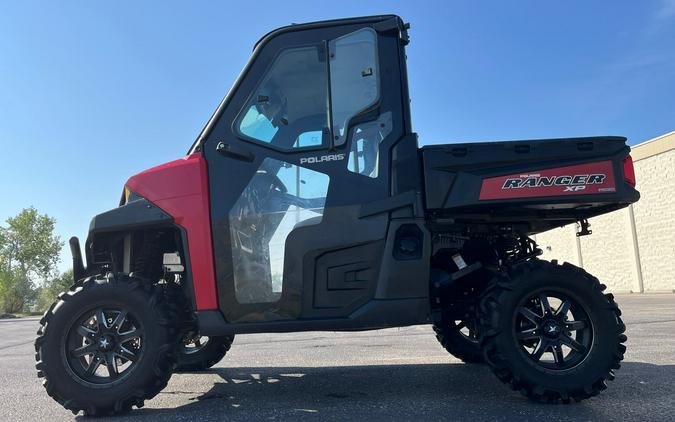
[300,154,345,164]
[502,174,607,189]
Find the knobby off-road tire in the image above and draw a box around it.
[35,274,182,416]
[175,335,235,372]
[433,319,483,363]
[478,259,626,403]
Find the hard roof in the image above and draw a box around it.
[253,14,400,51]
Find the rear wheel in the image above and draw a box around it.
[175,334,234,372]
[479,259,626,403]
[35,275,181,416]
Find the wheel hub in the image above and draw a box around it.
[542,319,562,338]
[98,335,116,351]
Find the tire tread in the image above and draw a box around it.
[478,259,626,403]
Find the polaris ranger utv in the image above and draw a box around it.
[36,15,639,415]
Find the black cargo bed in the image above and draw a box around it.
[420,136,640,233]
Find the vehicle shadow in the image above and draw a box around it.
[81,361,675,421]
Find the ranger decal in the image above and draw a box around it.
[479,161,616,200]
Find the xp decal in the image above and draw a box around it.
[479,160,616,200]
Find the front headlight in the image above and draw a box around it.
[119,186,143,206]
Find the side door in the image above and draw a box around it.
[201,18,413,323]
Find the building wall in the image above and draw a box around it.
[535,131,675,293]
[578,208,636,292]
[535,225,580,267]
[631,145,675,292]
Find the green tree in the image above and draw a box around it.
[0,207,63,313]
[37,269,74,312]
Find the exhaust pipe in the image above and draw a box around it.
[69,236,86,282]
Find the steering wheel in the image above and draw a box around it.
[267,172,287,194]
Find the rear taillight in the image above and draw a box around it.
[623,155,636,187]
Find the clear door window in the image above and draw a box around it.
[236,29,380,150]
[236,45,329,150]
[238,106,279,143]
[294,130,324,148]
[229,158,329,304]
[347,112,392,178]
[329,28,380,146]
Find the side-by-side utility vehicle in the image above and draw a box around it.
[36,15,639,415]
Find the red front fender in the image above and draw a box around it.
[126,153,218,310]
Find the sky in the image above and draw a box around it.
[1,1,674,273]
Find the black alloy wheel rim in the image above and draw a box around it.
[65,307,144,385]
[514,291,593,370]
[454,318,480,343]
[181,336,210,355]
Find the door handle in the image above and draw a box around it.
[216,142,255,162]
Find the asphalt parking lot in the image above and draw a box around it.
[0,294,673,421]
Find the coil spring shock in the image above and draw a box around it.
[494,235,541,265]
[131,231,163,280]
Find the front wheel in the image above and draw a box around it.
[35,275,181,416]
[479,259,626,403]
